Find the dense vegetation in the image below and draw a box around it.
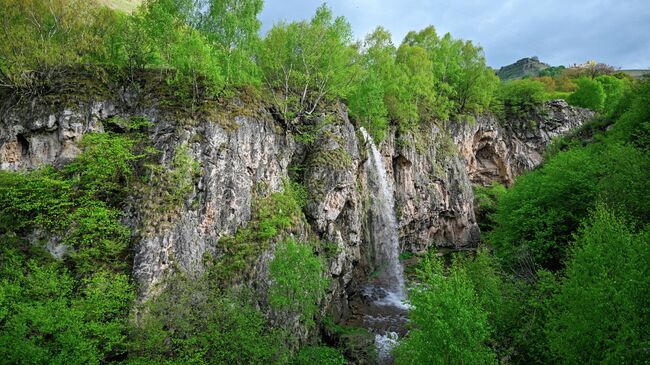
[396,78,650,363]
[1,0,648,363]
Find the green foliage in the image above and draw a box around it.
[492,79,547,122]
[0,0,108,87]
[609,78,650,151]
[537,66,566,78]
[567,77,606,111]
[488,76,650,270]
[130,273,288,364]
[481,78,650,364]
[292,346,346,365]
[195,0,264,86]
[595,74,629,115]
[400,27,498,120]
[489,141,649,270]
[473,183,506,232]
[213,181,307,284]
[0,249,134,365]
[269,240,328,327]
[0,130,144,276]
[259,4,357,122]
[347,27,396,141]
[394,255,497,364]
[547,207,650,363]
[65,133,140,204]
[137,143,200,235]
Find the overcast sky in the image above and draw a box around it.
[259,0,650,69]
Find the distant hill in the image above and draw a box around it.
[497,57,550,80]
[620,69,650,79]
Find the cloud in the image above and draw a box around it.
[259,0,650,69]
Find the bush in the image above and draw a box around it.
[394,255,497,364]
[473,183,506,232]
[567,77,605,111]
[0,131,143,276]
[595,74,629,115]
[292,346,346,365]
[130,273,288,364]
[547,207,650,363]
[0,252,133,365]
[488,141,649,270]
[269,240,328,326]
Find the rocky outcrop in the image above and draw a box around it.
[0,94,593,340]
[496,56,550,80]
[0,101,112,170]
[452,100,594,186]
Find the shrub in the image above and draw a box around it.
[292,346,346,365]
[567,77,605,111]
[0,252,134,365]
[269,240,328,326]
[394,255,497,364]
[130,273,288,364]
[473,183,506,232]
[547,207,650,363]
[488,141,649,270]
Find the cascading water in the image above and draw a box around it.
[359,127,408,363]
[361,127,405,298]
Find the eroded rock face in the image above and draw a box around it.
[0,96,592,341]
[453,100,595,186]
[0,102,112,170]
[133,113,296,297]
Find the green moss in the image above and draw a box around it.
[309,147,353,171]
[209,180,308,286]
[137,143,200,235]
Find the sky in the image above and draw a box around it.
[258,0,650,70]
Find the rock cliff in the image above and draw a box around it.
[0,94,593,338]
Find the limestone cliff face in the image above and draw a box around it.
[452,100,594,186]
[0,96,592,335]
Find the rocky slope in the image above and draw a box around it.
[496,56,550,80]
[0,93,593,340]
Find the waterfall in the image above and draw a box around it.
[360,128,405,300]
[358,128,409,363]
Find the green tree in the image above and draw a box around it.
[567,77,606,111]
[394,256,497,364]
[269,240,328,326]
[259,4,358,125]
[347,27,398,141]
[595,74,629,115]
[493,79,547,121]
[488,142,650,270]
[547,207,650,363]
[196,0,264,86]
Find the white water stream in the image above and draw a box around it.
[359,128,408,363]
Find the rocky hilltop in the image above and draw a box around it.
[0,92,592,340]
[497,56,550,80]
